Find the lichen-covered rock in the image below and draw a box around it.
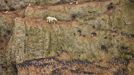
[10,1,129,63]
[128,60,134,75]
[0,0,133,75]
[0,14,15,75]
[0,0,9,11]
[16,55,126,75]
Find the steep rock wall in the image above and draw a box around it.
[0,0,133,75]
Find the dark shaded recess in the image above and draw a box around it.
[35,1,40,5]
[97,65,109,70]
[3,34,7,38]
[101,45,108,52]
[11,61,18,75]
[0,47,4,49]
[77,29,82,36]
[92,25,95,29]
[119,46,134,58]
[0,9,7,11]
[91,32,97,36]
[129,34,134,38]
[82,34,86,37]
[107,2,114,10]
[9,7,15,11]
[0,39,4,43]
[4,0,8,4]
[6,30,11,35]
[73,33,76,36]
[26,33,28,36]
[1,64,6,69]
[130,0,134,3]
[120,46,128,51]
[104,36,107,39]
[70,69,94,75]
[112,35,116,37]
[77,30,81,33]
[71,14,77,20]
[2,29,12,41]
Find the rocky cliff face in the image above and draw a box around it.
[0,0,134,75]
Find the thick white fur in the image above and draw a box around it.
[46,16,58,23]
[69,1,78,5]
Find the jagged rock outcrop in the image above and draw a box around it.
[16,52,128,75]
[0,0,133,75]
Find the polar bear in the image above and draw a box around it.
[69,0,78,5]
[46,16,58,23]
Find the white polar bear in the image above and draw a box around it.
[46,16,58,23]
[69,0,78,5]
